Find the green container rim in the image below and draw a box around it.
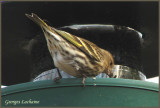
[2,78,159,96]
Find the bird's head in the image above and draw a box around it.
[102,49,114,77]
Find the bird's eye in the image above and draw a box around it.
[110,62,113,66]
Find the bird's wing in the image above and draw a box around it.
[53,28,102,62]
[25,13,101,62]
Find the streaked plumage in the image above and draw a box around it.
[25,13,114,84]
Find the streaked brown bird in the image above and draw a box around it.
[25,13,114,84]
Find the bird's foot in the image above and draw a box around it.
[82,74,87,87]
[53,68,62,83]
[82,77,86,87]
[54,77,61,82]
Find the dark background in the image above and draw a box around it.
[2,1,159,85]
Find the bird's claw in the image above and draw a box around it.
[82,77,86,87]
[54,77,61,82]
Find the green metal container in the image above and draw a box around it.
[1,78,159,107]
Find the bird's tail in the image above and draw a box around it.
[25,13,51,31]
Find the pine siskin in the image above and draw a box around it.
[25,13,114,84]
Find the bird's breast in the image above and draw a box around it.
[53,51,82,77]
